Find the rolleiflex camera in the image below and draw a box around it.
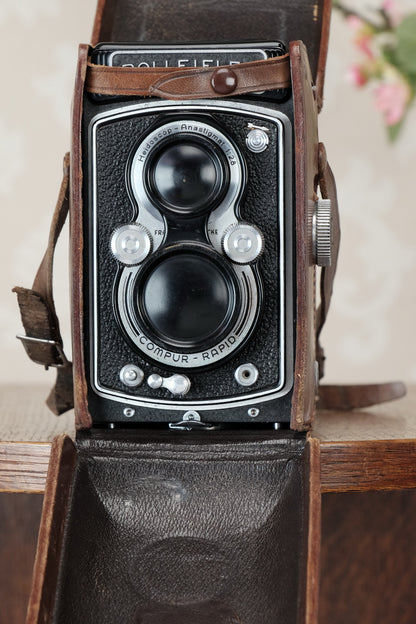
[81,41,326,427]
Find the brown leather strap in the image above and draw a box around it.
[90,0,332,109]
[314,144,406,409]
[316,142,340,380]
[85,54,291,99]
[13,154,73,416]
[318,382,406,411]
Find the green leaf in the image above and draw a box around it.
[395,14,416,77]
[386,119,404,142]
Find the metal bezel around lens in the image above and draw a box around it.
[117,243,260,369]
[130,119,244,230]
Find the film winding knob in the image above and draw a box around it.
[313,199,332,267]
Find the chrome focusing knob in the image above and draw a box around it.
[111,223,152,265]
[147,373,191,396]
[222,223,264,264]
[313,199,332,267]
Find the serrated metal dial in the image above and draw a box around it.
[313,199,332,267]
[110,223,152,265]
[222,222,264,264]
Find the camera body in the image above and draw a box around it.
[73,41,318,428]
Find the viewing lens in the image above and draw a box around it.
[147,136,228,215]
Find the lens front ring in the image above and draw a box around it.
[116,244,261,369]
[145,133,230,216]
[135,243,241,352]
[129,118,244,230]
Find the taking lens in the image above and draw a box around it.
[134,247,239,351]
[146,136,228,215]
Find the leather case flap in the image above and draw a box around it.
[26,431,320,623]
[91,0,331,103]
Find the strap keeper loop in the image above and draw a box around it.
[16,334,69,369]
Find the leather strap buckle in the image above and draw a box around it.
[16,334,69,369]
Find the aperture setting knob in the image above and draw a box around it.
[111,223,152,265]
[313,199,332,267]
[222,223,264,264]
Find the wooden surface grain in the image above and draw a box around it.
[1,384,415,492]
[0,493,43,624]
[319,489,416,624]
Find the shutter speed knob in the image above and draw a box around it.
[313,199,332,267]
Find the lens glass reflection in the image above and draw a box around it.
[148,138,226,215]
[138,252,236,348]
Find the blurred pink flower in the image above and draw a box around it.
[356,34,375,59]
[373,81,411,125]
[347,64,368,87]
[346,15,365,31]
[346,15,375,58]
[382,0,402,26]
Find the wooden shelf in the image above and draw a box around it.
[1,384,415,493]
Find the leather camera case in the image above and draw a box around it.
[25,1,330,622]
[71,35,326,433]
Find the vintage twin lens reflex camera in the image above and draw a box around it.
[85,42,296,425]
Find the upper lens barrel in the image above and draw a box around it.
[146,135,229,216]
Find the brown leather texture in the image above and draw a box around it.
[316,143,340,381]
[26,431,320,624]
[90,0,331,109]
[85,54,291,99]
[26,436,77,624]
[71,44,93,429]
[13,154,73,416]
[290,41,319,431]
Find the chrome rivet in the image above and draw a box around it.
[248,408,260,418]
[123,408,135,418]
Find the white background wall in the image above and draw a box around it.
[0,1,414,390]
